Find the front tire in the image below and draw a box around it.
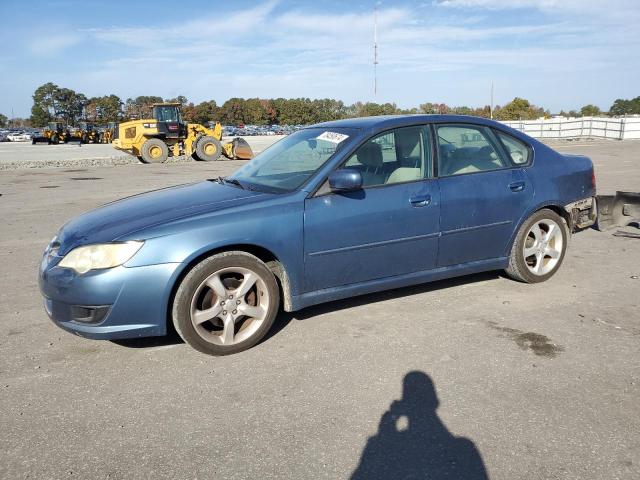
[195,136,223,162]
[140,138,169,164]
[505,208,568,283]
[172,252,280,355]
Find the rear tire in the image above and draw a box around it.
[172,252,280,355]
[505,208,568,283]
[195,136,223,162]
[140,138,169,164]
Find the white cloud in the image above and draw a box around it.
[435,0,640,21]
[27,33,82,56]
[88,0,279,46]
[3,0,640,115]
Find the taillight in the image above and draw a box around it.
[591,171,596,189]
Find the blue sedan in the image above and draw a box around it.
[39,115,597,355]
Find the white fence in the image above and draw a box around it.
[501,117,640,140]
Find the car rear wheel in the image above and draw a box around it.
[172,252,280,355]
[505,209,568,283]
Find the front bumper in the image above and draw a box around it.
[39,258,181,340]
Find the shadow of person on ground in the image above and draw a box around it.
[351,371,488,480]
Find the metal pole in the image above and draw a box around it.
[374,6,378,96]
[490,82,494,119]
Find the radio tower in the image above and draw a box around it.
[373,5,379,96]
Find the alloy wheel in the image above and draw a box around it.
[189,267,270,345]
[523,218,563,276]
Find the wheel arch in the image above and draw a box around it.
[165,243,293,334]
[505,202,572,256]
[542,204,572,230]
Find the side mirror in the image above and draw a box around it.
[328,169,363,192]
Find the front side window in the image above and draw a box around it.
[229,127,355,193]
[343,126,431,187]
[496,131,531,165]
[437,125,507,176]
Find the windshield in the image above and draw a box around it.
[154,106,181,123]
[229,127,355,193]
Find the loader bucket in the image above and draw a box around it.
[231,137,254,160]
[595,191,640,231]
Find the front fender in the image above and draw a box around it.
[123,195,305,296]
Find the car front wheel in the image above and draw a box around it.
[172,252,280,355]
[505,208,568,283]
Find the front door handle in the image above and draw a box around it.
[409,194,431,207]
[509,181,525,192]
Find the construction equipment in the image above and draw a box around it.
[111,103,254,164]
[98,122,117,144]
[70,122,100,144]
[32,122,70,145]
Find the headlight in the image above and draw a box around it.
[58,241,144,274]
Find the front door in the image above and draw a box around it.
[303,125,441,292]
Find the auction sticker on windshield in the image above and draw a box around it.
[316,131,349,144]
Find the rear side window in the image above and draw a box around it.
[436,125,507,177]
[495,131,531,165]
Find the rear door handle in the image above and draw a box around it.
[509,181,525,192]
[409,194,431,207]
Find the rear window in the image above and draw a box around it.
[495,131,531,165]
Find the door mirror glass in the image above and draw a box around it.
[328,169,363,192]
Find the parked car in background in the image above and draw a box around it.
[39,115,597,355]
[7,131,32,142]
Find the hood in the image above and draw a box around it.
[56,181,267,255]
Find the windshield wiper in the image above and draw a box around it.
[213,176,245,189]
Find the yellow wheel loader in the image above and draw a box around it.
[98,122,117,144]
[32,122,70,145]
[70,122,100,144]
[111,103,253,164]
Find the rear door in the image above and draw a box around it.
[303,125,440,292]
[435,124,533,267]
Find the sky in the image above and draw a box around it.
[1,0,639,117]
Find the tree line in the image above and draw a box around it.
[3,82,637,128]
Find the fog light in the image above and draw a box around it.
[70,305,110,324]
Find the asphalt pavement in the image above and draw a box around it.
[0,138,638,479]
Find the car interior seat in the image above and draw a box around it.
[387,129,422,183]
[356,142,385,186]
[442,145,503,176]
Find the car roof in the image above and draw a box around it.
[310,114,505,133]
